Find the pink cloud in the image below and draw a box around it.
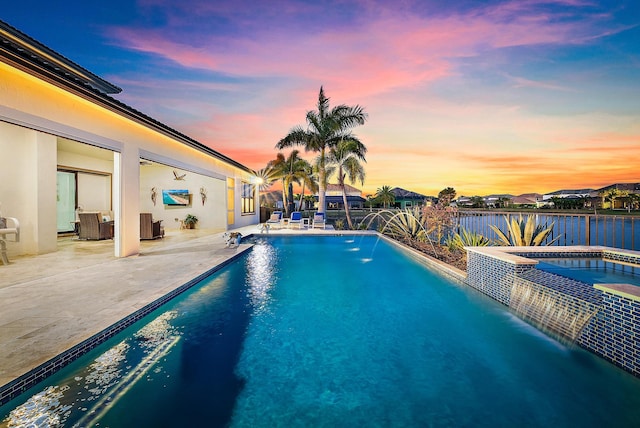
[105,0,609,102]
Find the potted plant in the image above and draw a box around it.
[184,214,198,229]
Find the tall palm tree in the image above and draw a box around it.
[376,185,395,208]
[276,86,367,214]
[327,139,367,229]
[272,150,312,216]
[296,163,318,212]
[266,153,288,212]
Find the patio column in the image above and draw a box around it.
[113,145,140,257]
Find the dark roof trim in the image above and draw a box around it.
[0,20,121,94]
[0,19,255,175]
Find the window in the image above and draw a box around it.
[227,178,235,225]
[241,181,255,214]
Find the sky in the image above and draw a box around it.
[3,0,640,197]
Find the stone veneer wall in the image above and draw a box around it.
[465,247,640,377]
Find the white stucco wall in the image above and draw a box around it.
[139,164,226,232]
[0,55,258,259]
[0,123,57,256]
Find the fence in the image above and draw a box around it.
[455,210,640,251]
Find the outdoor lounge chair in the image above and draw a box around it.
[78,212,114,240]
[266,211,283,229]
[288,211,303,229]
[312,212,326,229]
[140,213,164,240]
[0,215,20,265]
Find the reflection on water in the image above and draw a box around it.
[1,312,179,427]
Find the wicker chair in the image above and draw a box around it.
[78,212,114,240]
[140,213,164,240]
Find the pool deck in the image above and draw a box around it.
[0,224,342,394]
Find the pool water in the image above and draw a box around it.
[3,235,640,427]
[536,258,640,287]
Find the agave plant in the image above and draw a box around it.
[490,214,560,246]
[445,227,491,251]
[380,207,431,242]
[379,207,438,255]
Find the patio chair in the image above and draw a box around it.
[312,212,326,229]
[78,212,114,240]
[140,213,164,240]
[0,215,20,265]
[288,211,303,229]
[266,211,283,229]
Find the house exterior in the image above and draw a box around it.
[455,194,513,208]
[591,183,640,209]
[321,184,366,209]
[0,19,259,259]
[390,187,435,209]
[483,194,513,208]
[542,189,594,201]
[511,193,545,208]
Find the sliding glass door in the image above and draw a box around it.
[57,171,76,233]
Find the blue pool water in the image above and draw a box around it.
[536,258,640,287]
[3,235,640,427]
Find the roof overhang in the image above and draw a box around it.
[0,19,255,175]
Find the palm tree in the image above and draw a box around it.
[272,150,313,216]
[627,193,640,212]
[438,187,457,207]
[296,163,318,212]
[255,162,281,204]
[327,139,367,229]
[366,194,375,211]
[276,86,367,214]
[603,188,621,209]
[376,185,395,208]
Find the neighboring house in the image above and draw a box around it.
[455,195,510,208]
[390,187,435,209]
[320,184,366,209]
[260,191,285,209]
[455,196,473,208]
[592,183,640,209]
[542,189,594,201]
[0,19,259,259]
[511,193,545,208]
[483,194,513,208]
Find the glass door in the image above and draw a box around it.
[57,171,76,233]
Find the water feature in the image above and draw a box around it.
[3,236,640,427]
[363,234,381,262]
[509,277,599,341]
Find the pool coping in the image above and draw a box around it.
[465,245,640,301]
[0,244,253,407]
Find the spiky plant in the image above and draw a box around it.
[381,207,429,242]
[490,215,560,246]
[445,227,491,251]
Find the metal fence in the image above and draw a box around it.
[455,210,640,251]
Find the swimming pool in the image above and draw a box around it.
[2,235,640,427]
[536,258,640,287]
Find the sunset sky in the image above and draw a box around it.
[4,0,639,197]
